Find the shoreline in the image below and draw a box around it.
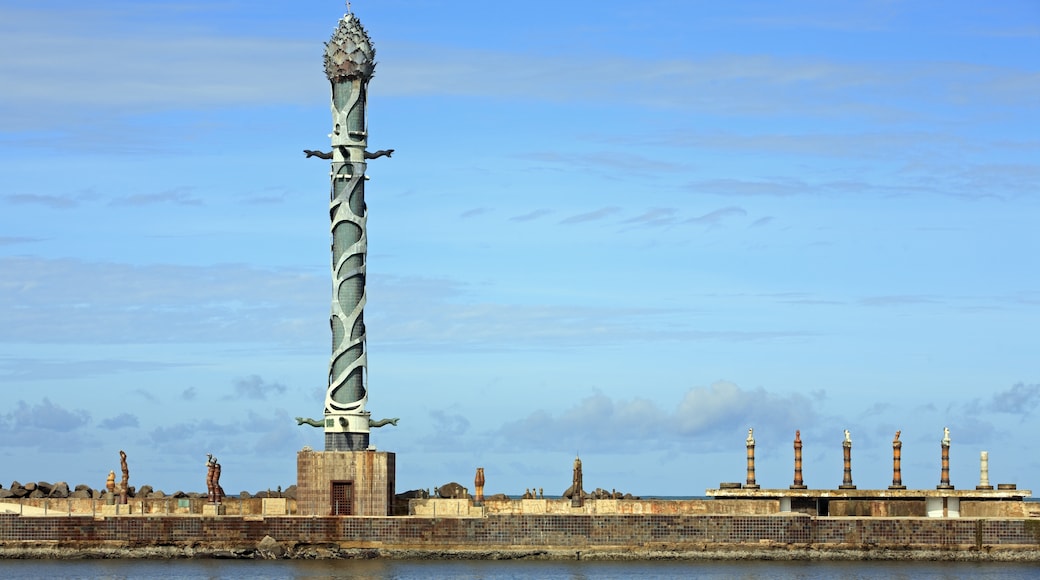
[3,544,1040,562]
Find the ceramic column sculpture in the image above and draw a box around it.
[977,451,993,490]
[295,9,398,448]
[118,450,129,505]
[474,467,485,506]
[839,430,856,489]
[745,428,760,490]
[791,430,806,489]
[889,430,906,490]
[938,427,954,490]
[571,456,584,507]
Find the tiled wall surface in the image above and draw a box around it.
[1,514,1038,547]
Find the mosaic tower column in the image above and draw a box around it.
[791,430,806,489]
[839,429,856,489]
[889,430,906,490]
[745,428,760,490]
[323,12,376,451]
[938,427,954,490]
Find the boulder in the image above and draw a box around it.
[9,481,22,491]
[487,493,509,501]
[49,482,70,499]
[0,489,14,499]
[283,485,297,500]
[436,482,467,499]
[23,482,36,493]
[171,491,188,499]
[28,490,45,499]
[239,491,251,500]
[149,490,166,499]
[396,489,429,500]
[256,535,286,559]
[10,487,28,499]
[36,481,53,496]
[69,490,91,499]
[137,485,153,497]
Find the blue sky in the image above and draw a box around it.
[1,0,1038,497]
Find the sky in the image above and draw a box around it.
[1,0,1038,498]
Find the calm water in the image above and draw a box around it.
[0,560,1038,579]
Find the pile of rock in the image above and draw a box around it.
[0,481,86,500]
[0,482,298,501]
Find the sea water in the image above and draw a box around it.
[0,559,1038,579]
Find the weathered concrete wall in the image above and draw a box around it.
[828,500,927,517]
[413,498,780,517]
[1,513,1040,550]
[0,497,295,516]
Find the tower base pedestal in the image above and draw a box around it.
[297,449,395,516]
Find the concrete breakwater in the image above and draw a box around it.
[2,513,1040,560]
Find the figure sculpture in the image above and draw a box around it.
[844,429,851,444]
[206,454,226,503]
[746,428,755,446]
[571,456,584,507]
[942,426,951,447]
[118,450,129,505]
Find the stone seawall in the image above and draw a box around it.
[2,513,1040,560]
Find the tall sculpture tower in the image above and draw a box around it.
[296,6,396,517]
[323,8,375,452]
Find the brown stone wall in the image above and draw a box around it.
[1,514,1039,548]
[476,498,778,516]
[296,450,395,516]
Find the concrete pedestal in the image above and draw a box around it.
[202,504,225,516]
[297,449,395,516]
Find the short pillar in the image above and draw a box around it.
[745,428,759,490]
[889,430,906,490]
[977,451,993,490]
[790,430,806,489]
[937,427,954,490]
[473,467,485,506]
[839,430,856,489]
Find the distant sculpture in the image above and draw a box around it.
[890,430,905,490]
[206,454,226,503]
[977,451,993,490]
[105,470,115,494]
[938,426,953,489]
[473,467,485,505]
[745,427,759,489]
[571,456,584,507]
[118,450,129,505]
[840,430,855,489]
[791,430,806,489]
